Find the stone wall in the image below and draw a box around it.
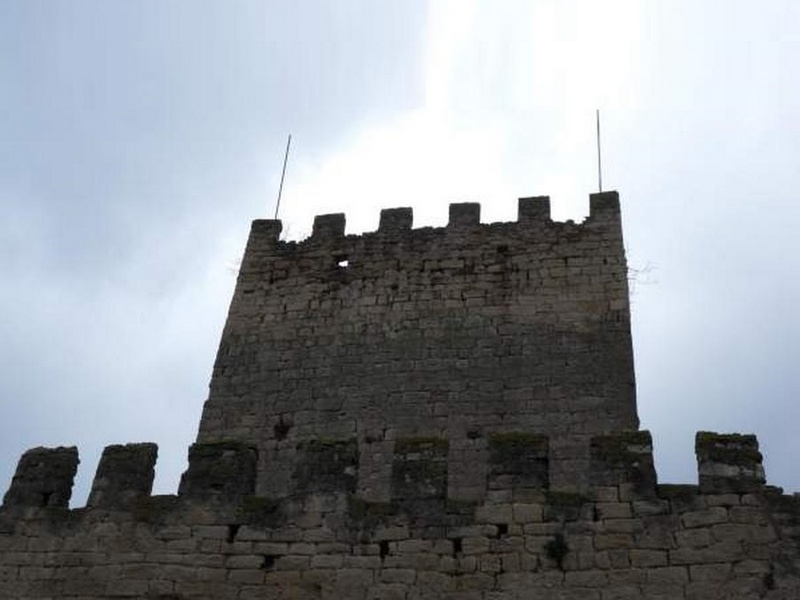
[1,432,799,599]
[199,192,637,496]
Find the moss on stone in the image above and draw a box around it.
[489,431,548,453]
[406,459,447,478]
[191,440,254,452]
[300,438,357,451]
[237,495,282,527]
[347,497,396,519]
[446,499,479,515]
[656,484,699,501]
[695,432,762,466]
[394,437,448,454]
[133,495,179,523]
[239,495,279,514]
[545,491,587,507]
[592,431,651,466]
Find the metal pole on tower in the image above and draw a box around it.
[596,110,603,193]
[274,134,292,220]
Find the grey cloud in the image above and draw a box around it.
[1,1,798,505]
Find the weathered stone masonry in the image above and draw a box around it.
[200,193,636,497]
[2,191,800,599]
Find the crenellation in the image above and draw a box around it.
[87,443,157,510]
[379,207,413,233]
[2,446,78,510]
[590,431,657,498]
[311,213,346,240]
[517,195,551,223]
[177,441,257,504]
[249,218,282,245]
[695,432,766,494]
[448,202,481,227]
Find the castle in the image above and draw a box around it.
[2,191,799,598]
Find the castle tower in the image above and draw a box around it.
[197,191,637,499]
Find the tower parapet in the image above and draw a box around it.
[0,430,778,514]
[3,430,799,598]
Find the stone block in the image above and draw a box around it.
[675,528,712,548]
[380,568,416,584]
[589,191,620,221]
[178,441,257,503]
[391,438,448,501]
[590,431,656,498]
[689,563,732,581]
[311,554,343,569]
[596,502,632,520]
[594,533,634,550]
[695,432,765,493]
[367,582,409,600]
[645,566,689,584]
[669,540,742,565]
[517,196,551,222]
[680,507,728,529]
[379,207,413,232]
[488,432,549,492]
[293,438,358,495]
[565,570,609,587]
[3,446,79,509]
[246,219,283,259]
[629,549,667,568]
[87,443,157,509]
[311,213,346,239]
[474,503,512,524]
[512,502,543,523]
[448,203,481,227]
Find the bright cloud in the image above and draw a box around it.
[280,1,644,237]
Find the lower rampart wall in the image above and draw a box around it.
[1,432,799,599]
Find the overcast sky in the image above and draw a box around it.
[2,1,798,505]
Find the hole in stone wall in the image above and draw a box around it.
[496,523,509,538]
[545,532,569,570]
[40,492,53,507]
[226,524,240,543]
[262,555,279,571]
[452,538,463,556]
[335,255,349,268]
[764,570,776,590]
[274,418,292,441]
[379,540,390,560]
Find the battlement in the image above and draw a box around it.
[0,432,771,515]
[240,192,621,257]
[4,432,799,598]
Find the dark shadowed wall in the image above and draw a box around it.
[198,192,637,497]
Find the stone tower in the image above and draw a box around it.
[198,192,636,498]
